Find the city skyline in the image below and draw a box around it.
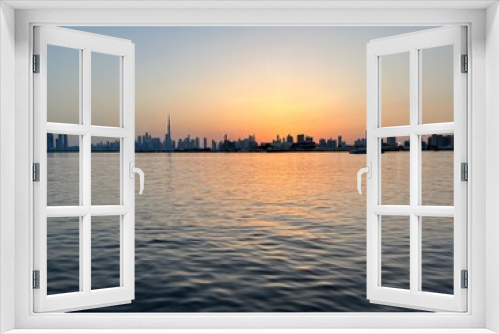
[47,114,454,153]
[139,113,363,152]
[132,116,453,152]
[47,26,452,143]
[136,114,365,152]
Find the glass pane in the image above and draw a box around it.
[92,52,120,127]
[381,52,410,127]
[421,134,454,206]
[47,133,80,206]
[91,137,121,205]
[381,136,410,205]
[92,216,121,290]
[47,45,80,124]
[421,45,454,124]
[421,217,454,294]
[47,217,80,295]
[381,215,410,290]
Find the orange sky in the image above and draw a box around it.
[50,26,453,144]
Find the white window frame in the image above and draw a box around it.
[1,1,498,333]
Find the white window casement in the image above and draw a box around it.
[364,26,468,312]
[33,26,138,313]
[1,1,500,334]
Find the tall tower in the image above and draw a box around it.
[165,113,173,151]
[168,113,171,141]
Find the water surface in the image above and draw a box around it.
[46,152,454,312]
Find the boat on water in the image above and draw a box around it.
[349,148,366,154]
[349,148,385,154]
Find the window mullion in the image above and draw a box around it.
[409,47,420,294]
[82,47,92,293]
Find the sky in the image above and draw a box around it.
[47,26,453,144]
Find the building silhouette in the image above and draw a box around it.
[47,133,54,151]
[164,113,174,151]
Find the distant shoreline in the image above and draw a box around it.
[47,149,454,154]
[48,150,353,154]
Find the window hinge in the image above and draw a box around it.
[461,162,468,182]
[461,54,468,73]
[33,54,40,73]
[33,163,40,182]
[461,270,468,289]
[33,270,40,289]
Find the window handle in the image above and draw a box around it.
[129,161,145,195]
[357,162,371,195]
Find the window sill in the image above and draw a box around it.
[4,329,497,334]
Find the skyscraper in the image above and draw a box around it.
[63,134,68,151]
[47,133,54,152]
[143,132,152,151]
[55,134,67,151]
[387,137,397,147]
[165,113,173,151]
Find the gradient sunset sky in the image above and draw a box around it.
[48,26,453,143]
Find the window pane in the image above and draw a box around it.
[47,217,80,295]
[92,216,121,290]
[47,45,80,124]
[421,134,454,206]
[421,45,454,124]
[91,137,121,205]
[381,215,410,290]
[381,136,410,205]
[421,217,454,294]
[381,52,410,127]
[47,133,80,206]
[92,52,120,127]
